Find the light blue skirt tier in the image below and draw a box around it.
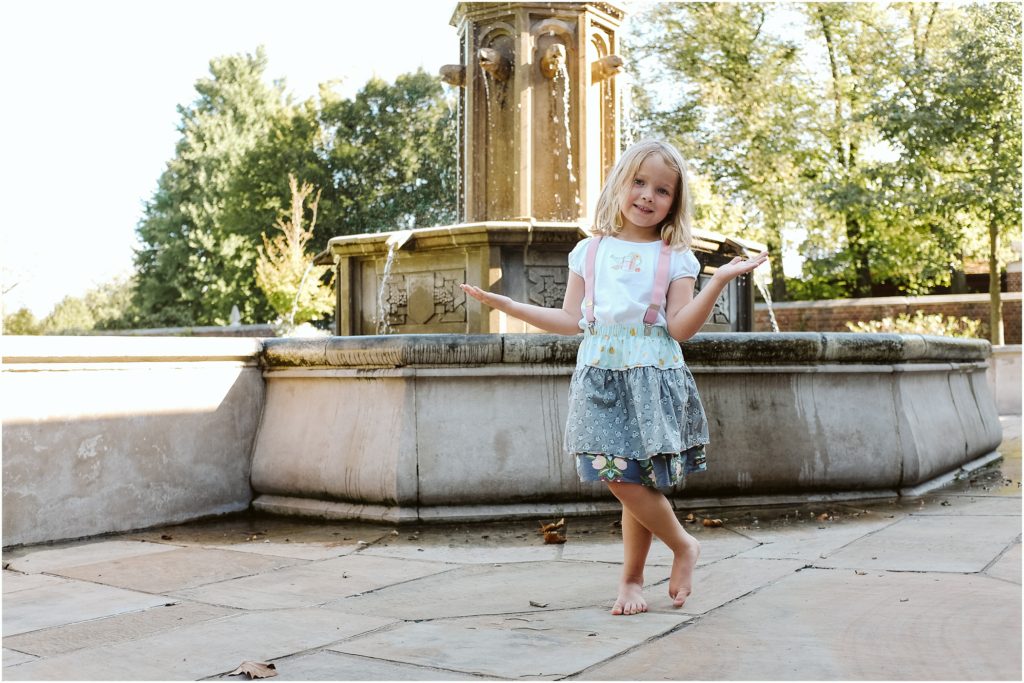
[565,324,709,489]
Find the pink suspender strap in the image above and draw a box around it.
[643,241,673,335]
[583,236,602,334]
[583,237,672,336]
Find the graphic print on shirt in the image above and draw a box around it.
[610,252,643,273]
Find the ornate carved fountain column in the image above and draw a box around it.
[443,2,625,223]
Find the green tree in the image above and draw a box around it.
[318,70,457,237]
[40,296,95,334]
[872,2,1021,343]
[134,47,295,327]
[3,307,40,335]
[632,2,822,301]
[255,174,334,328]
[132,55,456,328]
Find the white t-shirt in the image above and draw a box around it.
[567,236,701,330]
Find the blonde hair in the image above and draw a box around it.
[592,139,693,250]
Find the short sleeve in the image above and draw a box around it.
[671,248,702,281]
[567,237,592,276]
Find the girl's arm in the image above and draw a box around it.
[460,271,584,336]
[665,251,769,342]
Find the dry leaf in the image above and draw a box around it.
[854,570,867,576]
[543,531,567,544]
[529,600,548,608]
[684,513,696,523]
[702,518,723,527]
[160,534,173,540]
[538,518,565,533]
[228,661,277,679]
[816,513,831,522]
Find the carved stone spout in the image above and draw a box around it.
[591,54,624,82]
[478,47,511,82]
[439,64,466,87]
[539,43,566,79]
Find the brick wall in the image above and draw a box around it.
[755,292,1022,344]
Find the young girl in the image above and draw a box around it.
[460,139,768,616]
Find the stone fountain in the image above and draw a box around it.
[251,2,1002,523]
[319,1,758,337]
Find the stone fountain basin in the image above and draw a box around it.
[250,332,1002,523]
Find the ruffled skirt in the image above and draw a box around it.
[565,325,709,488]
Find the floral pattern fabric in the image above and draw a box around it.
[576,447,707,488]
[565,324,710,489]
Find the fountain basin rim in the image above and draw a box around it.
[319,222,767,260]
[261,332,991,369]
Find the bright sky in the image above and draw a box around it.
[0,0,461,316]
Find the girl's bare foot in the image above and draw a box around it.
[611,580,648,616]
[669,534,701,608]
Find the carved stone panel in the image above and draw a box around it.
[377,269,467,332]
[526,266,567,308]
[696,274,734,330]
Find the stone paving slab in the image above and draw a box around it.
[329,560,633,620]
[360,541,561,564]
[813,513,1021,573]
[241,650,484,681]
[3,540,180,575]
[581,567,1022,680]
[172,554,458,610]
[734,515,903,562]
[560,524,755,566]
[2,578,170,636]
[49,547,306,593]
[3,648,38,668]
[2,601,236,658]
[332,607,691,679]
[677,556,807,616]
[911,493,1023,515]
[984,541,1022,584]
[201,540,360,561]
[1,571,67,594]
[3,608,395,681]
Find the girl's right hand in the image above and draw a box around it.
[460,283,511,312]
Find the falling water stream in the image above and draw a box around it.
[554,61,580,214]
[753,267,780,333]
[376,230,414,334]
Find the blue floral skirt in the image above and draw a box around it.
[565,325,710,489]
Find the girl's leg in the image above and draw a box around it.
[607,481,701,609]
[613,505,653,615]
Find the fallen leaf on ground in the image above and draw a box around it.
[854,570,867,575]
[816,513,832,522]
[543,531,567,544]
[529,600,548,608]
[702,518,723,527]
[539,518,566,533]
[684,513,696,523]
[160,534,173,540]
[228,661,277,679]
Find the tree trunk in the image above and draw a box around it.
[988,130,1004,345]
[988,218,1004,345]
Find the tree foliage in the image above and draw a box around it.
[632,1,1020,320]
[3,307,41,335]
[255,174,333,328]
[131,51,456,328]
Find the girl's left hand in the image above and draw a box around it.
[714,250,769,281]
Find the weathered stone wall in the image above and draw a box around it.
[250,333,1003,523]
[756,293,1022,344]
[2,337,264,547]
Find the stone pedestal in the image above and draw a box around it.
[321,222,758,335]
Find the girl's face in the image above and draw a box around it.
[619,154,677,237]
